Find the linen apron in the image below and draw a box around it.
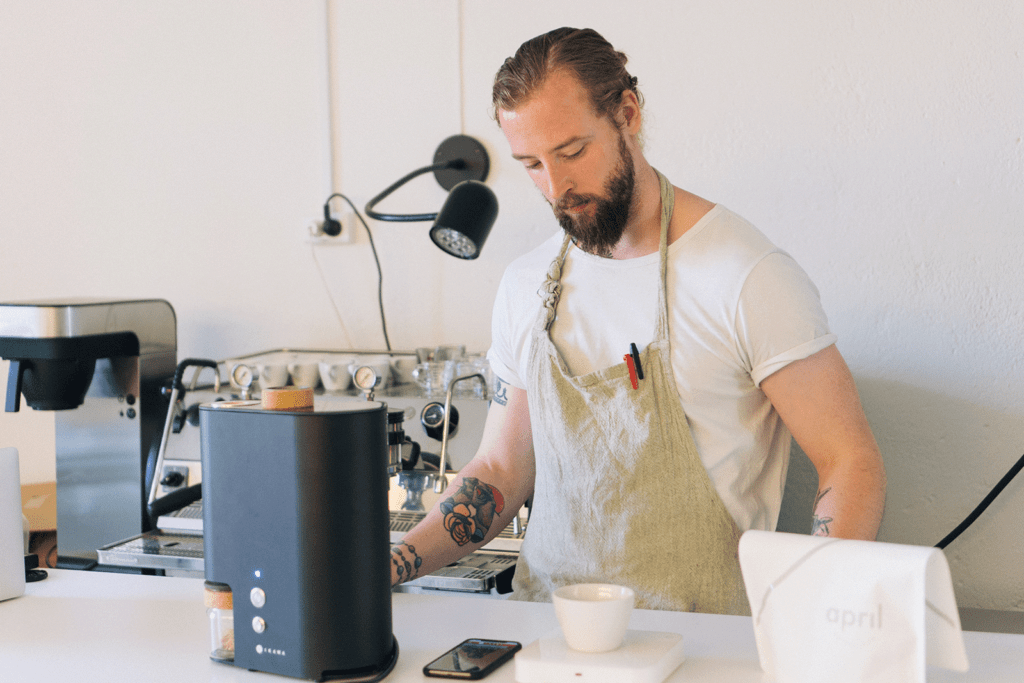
[511,171,749,615]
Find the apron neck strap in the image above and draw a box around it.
[654,169,674,340]
[535,169,676,335]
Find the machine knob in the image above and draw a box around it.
[250,587,266,608]
[252,616,266,634]
[171,404,187,434]
[160,471,185,487]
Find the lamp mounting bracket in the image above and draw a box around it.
[432,135,489,190]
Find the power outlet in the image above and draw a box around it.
[306,210,355,245]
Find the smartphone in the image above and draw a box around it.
[423,638,522,679]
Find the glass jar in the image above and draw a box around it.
[204,581,234,662]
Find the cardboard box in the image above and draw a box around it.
[21,482,56,532]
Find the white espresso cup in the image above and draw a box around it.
[391,356,419,386]
[287,362,320,389]
[256,363,289,391]
[319,359,353,392]
[552,583,635,653]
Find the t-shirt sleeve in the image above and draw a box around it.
[736,251,837,386]
[485,271,527,390]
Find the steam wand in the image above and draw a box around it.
[434,373,486,494]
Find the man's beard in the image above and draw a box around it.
[552,134,635,257]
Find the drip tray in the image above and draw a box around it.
[98,510,522,593]
[98,531,205,572]
[390,509,523,593]
[402,551,518,594]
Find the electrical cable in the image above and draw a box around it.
[324,192,391,352]
[935,451,1024,549]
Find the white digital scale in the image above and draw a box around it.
[514,630,685,683]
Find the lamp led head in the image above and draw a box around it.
[430,180,498,259]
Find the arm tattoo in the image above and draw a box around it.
[492,376,509,406]
[440,477,506,546]
[811,486,834,536]
[390,541,423,585]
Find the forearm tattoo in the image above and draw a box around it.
[390,541,423,585]
[440,477,505,546]
[492,376,509,406]
[811,486,834,536]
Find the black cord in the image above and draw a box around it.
[325,193,391,352]
[935,451,1024,549]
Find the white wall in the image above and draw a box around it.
[1,0,1022,611]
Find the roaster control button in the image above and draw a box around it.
[250,587,266,608]
[252,616,266,634]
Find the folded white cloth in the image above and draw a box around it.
[739,530,968,683]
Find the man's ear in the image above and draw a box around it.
[616,89,642,134]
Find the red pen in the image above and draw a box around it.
[630,342,644,380]
[624,354,639,390]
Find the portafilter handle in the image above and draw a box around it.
[434,372,486,494]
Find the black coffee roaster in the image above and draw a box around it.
[199,398,399,681]
[0,298,176,565]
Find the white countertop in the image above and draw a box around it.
[1,569,1022,682]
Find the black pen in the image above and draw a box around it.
[630,343,644,380]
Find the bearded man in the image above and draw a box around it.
[389,27,886,615]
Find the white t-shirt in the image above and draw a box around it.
[487,205,836,532]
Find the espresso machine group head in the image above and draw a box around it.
[0,298,176,566]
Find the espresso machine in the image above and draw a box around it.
[199,394,399,681]
[0,298,176,567]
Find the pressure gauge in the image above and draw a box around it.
[231,363,254,387]
[420,401,459,441]
[421,402,445,430]
[353,365,382,394]
[230,363,257,399]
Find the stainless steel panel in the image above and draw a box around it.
[55,357,143,561]
[318,389,488,472]
[154,381,490,472]
[0,299,176,367]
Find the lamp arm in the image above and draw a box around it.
[364,159,463,222]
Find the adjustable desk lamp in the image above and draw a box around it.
[362,134,498,259]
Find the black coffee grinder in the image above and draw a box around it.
[199,394,399,681]
[0,298,176,566]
